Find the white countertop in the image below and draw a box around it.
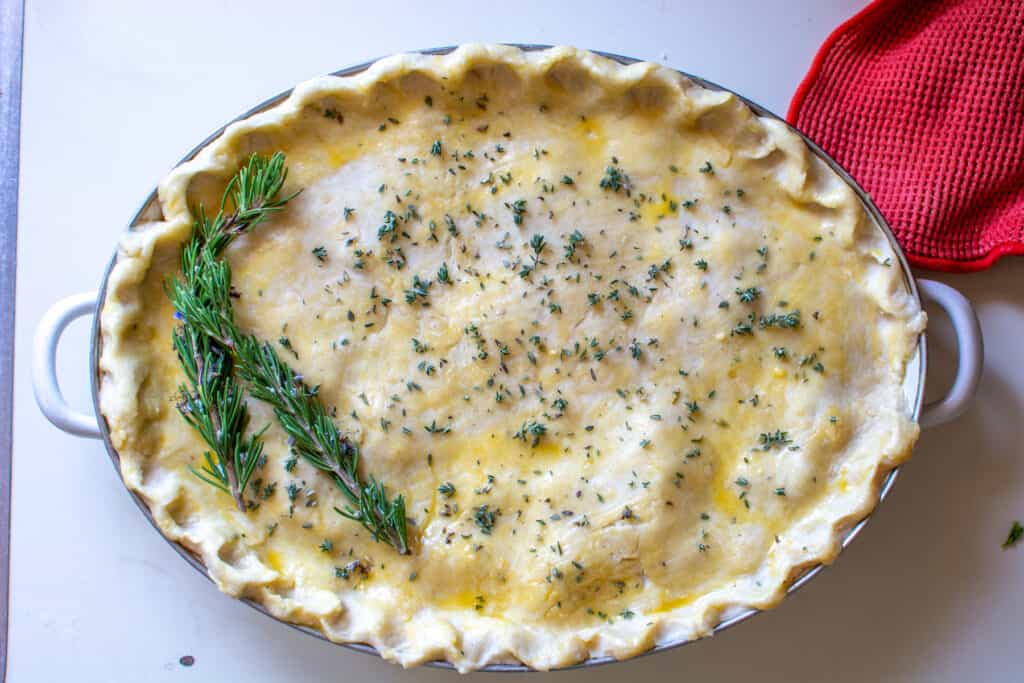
[10,1,1024,680]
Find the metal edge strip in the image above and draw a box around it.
[0,0,24,680]
[88,44,927,673]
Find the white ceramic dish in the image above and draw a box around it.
[31,46,984,672]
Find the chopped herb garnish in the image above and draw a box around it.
[514,419,547,447]
[506,198,527,225]
[433,215,454,241]
[732,319,754,336]
[1003,521,1023,549]
[599,164,630,193]
[378,209,398,242]
[474,504,498,535]
[563,230,584,262]
[736,286,760,303]
[404,274,431,304]
[424,419,452,434]
[758,430,792,451]
[759,311,801,329]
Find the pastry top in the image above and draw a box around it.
[98,44,924,671]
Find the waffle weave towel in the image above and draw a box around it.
[788,0,1024,271]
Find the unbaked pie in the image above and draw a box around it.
[98,44,924,671]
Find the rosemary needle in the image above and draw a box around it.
[167,153,410,554]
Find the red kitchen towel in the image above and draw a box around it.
[788,0,1024,272]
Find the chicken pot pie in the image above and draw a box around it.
[98,44,925,671]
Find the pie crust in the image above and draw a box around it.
[98,44,925,671]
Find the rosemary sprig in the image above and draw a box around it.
[174,324,265,512]
[232,335,409,553]
[167,153,410,554]
[169,153,293,511]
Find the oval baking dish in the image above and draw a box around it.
[32,45,983,672]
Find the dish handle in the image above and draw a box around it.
[917,279,983,428]
[32,291,102,439]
